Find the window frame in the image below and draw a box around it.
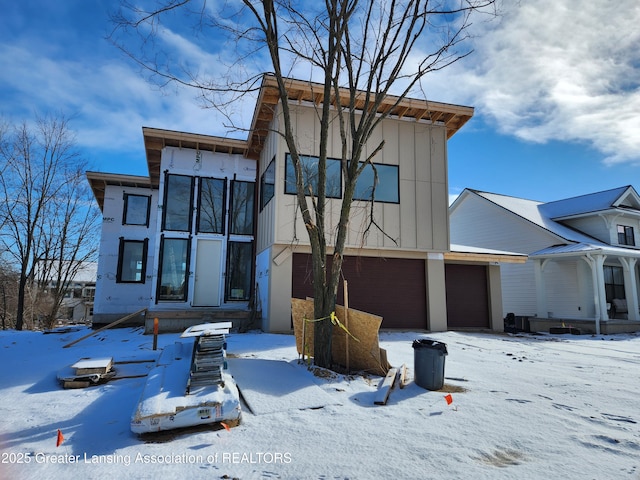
[229,179,255,236]
[604,265,625,301]
[196,176,226,235]
[284,153,342,199]
[156,236,191,302]
[353,162,400,203]
[260,157,276,211]
[162,173,194,232]
[116,238,148,283]
[122,193,151,226]
[617,225,635,246]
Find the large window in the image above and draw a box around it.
[617,225,635,246]
[123,194,151,226]
[117,238,148,283]
[285,154,342,199]
[197,177,226,234]
[354,163,399,203]
[260,157,275,211]
[162,174,194,232]
[604,265,625,301]
[230,180,255,235]
[157,237,190,301]
[225,241,253,301]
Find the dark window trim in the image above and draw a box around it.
[617,225,635,246]
[122,193,151,226]
[229,178,256,236]
[353,162,400,204]
[161,172,195,232]
[196,176,227,235]
[604,265,625,302]
[116,237,148,283]
[260,156,276,211]
[284,153,342,199]
[155,235,192,303]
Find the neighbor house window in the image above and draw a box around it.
[229,180,255,235]
[604,265,625,301]
[197,177,226,234]
[353,163,399,203]
[116,238,148,283]
[617,225,635,246]
[162,174,194,232]
[157,237,190,301]
[123,193,151,226]
[284,153,342,199]
[260,157,275,211]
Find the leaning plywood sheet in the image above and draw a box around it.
[291,298,390,376]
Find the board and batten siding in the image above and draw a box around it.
[264,103,449,252]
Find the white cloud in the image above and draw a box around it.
[424,0,640,165]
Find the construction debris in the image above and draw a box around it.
[57,357,116,388]
[374,367,399,405]
[291,298,390,376]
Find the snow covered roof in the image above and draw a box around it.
[530,242,640,259]
[467,190,601,244]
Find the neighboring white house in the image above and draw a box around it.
[87,74,524,333]
[450,186,640,334]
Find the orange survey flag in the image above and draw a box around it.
[444,394,453,405]
[56,429,64,447]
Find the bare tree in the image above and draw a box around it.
[0,116,99,330]
[111,0,496,367]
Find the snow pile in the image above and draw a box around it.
[0,326,638,479]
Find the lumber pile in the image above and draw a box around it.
[291,298,390,376]
[58,357,116,388]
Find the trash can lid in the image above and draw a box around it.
[412,338,448,354]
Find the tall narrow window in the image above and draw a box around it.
[604,265,625,301]
[198,177,226,234]
[157,237,190,301]
[230,180,255,235]
[162,174,194,232]
[226,241,253,301]
[617,225,635,246]
[123,194,151,226]
[116,238,148,283]
[260,158,275,210]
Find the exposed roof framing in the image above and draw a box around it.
[142,127,248,187]
[247,75,474,158]
[86,171,152,212]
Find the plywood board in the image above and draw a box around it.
[291,298,390,376]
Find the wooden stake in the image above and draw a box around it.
[63,308,147,348]
[343,280,350,373]
[152,317,159,351]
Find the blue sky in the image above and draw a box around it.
[1,0,639,203]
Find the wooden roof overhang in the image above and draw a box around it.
[247,74,474,158]
[142,127,249,188]
[86,171,152,212]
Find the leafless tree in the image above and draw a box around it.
[111,0,497,367]
[0,116,100,330]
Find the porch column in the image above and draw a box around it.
[584,254,607,335]
[533,259,549,318]
[620,257,639,321]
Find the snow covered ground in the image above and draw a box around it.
[0,326,639,479]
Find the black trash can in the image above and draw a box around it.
[412,339,447,390]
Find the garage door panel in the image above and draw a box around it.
[445,264,489,328]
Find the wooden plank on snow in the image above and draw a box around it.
[63,308,147,348]
[374,367,398,405]
[399,364,408,389]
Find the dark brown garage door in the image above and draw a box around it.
[292,253,427,329]
[445,263,490,329]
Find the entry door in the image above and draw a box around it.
[193,239,222,306]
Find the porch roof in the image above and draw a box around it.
[530,242,640,259]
